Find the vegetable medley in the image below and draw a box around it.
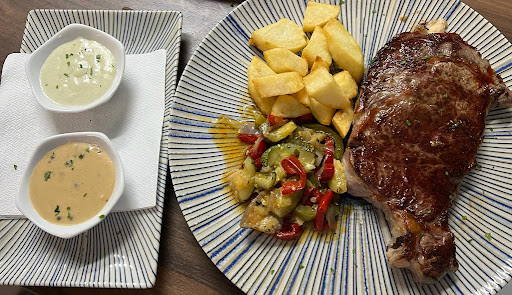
[227,1,364,240]
[229,114,347,240]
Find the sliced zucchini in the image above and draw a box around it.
[228,157,256,202]
[328,159,347,194]
[299,150,316,172]
[261,143,301,167]
[264,121,298,142]
[268,188,303,217]
[254,172,276,190]
[274,165,288,183]
[302,123,345,160]
[293,205,317,221]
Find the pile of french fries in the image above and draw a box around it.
[247,1,364,139]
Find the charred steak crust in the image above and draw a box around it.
[344,32,511,283]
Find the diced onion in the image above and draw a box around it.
[239,123,259,135]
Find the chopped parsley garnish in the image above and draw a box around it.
[406,120,412,127]
[299,264,304,269]
[304,35,308,41]
[66,54,69,59]
[67,211,71,219]
[485,232,492,240]
[270,269,275,275]
[442,93,448,98]
[372,8,376,14]
[13,165,17,170]
[90,68,93,75]
[422,55,431,60]
[64,73,69,77]
[352,249,356,254]
[44,171,52,181]
[79,63,83,68]
[401,60,406,65]
[96,54,101,62]
[86,147,91,153]
[83,193,87,198]
[468,239,473,243]
[462,215,467,220]
[67,207,71,211]
[66,160,73,167]
[340,0,345,4]
[475,164,482,170]
[449,119,462,131]
[56,85,59,89]
[445,171,449,176]
[99,214,105,219]
[489,128,494,132]
[449,195,454,200]
[426,210,431,214]
[330,268,335,274]
[67,61,70,66]
[54,205,60,216]
[79,153,84,159]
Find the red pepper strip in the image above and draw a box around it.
[312,189,323,203]
[253,158,262,171]
[291,113,313,124]
[268,114,288,126]
[274,222,302,240]
[317,137,335,182]
[281,156,306,195]
[314,189,334,231]
[237,133,259,144]
[247,139,267,160]
[246,137,267,171]
[300,187,316,206]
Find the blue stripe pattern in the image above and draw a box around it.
[169,0,512,294]
[0,9,182,288]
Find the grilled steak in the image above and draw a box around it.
[343,31,512,283]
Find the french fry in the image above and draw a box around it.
[271,95,311,118]
[303,67,350,109]
[253,72,304,98]
[332,106,354,138]
[293,88,310,107]
[249,18,308,53]
[333,70,359,101]
[302,26,331,68]
[323,19,364,83]
[247,57,277,114]
[309,97,336,125]
[302,1,341,32]
[264,48,308,76]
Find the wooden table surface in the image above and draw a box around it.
[0,1,511,294]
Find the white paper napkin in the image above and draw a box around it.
[0,50,166,218]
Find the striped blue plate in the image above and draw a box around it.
[0,10,182,288]
[170,0,512,294]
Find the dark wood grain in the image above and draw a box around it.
[0,1,510,294]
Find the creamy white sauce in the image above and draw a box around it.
[40,37,116,106]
